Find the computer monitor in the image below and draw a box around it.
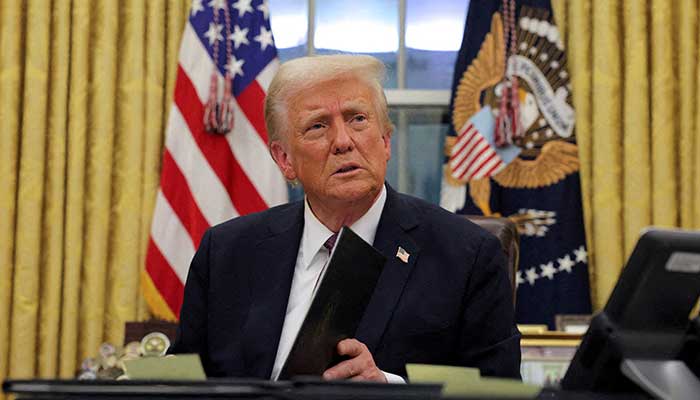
[561,228,700,392]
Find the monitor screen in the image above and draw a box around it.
[561,228,700,392]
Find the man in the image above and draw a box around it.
[170,55,521,382]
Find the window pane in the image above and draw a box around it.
[315,0,399,88]
[405,0,469,89]
[269,0,308,61]
[387,107,450,204]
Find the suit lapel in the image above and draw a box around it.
[356,186,420,354]
[240,202,304,379]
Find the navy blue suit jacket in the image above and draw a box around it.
[171,186,521,379]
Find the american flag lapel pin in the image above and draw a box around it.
[396,246,410,263]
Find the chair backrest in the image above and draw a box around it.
[465,215,519,306]
[125,320,178,345]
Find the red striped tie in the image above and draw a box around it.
[313,233,339,295]
[323,233,338,252]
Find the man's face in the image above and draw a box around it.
[270,77,392,206]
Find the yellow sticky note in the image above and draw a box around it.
[408,363,480,383]
[123,354,206,381]
[407,363,540,398]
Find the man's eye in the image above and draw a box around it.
[351,115,367,123]
[307,123,325,131]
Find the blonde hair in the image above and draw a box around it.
[264,54,392,145]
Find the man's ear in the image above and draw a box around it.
[270,141,297,181]
[382,126,392,162]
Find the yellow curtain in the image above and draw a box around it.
[0,0,190,388]
[552,1,700,309]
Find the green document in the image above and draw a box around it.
[123,354,206,381]
[407,364,540,398]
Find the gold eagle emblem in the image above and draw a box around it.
[445,8,580,213]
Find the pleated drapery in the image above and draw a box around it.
[0,0,190,389]
[552,1,700,309]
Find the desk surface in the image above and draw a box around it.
[5,379,438,400]
[3,379,649,400]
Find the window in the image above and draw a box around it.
[269,0,469,203]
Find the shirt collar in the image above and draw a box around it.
[348,184,386,247]
[300,185,387,270]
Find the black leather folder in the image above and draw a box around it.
[279,226,386,379]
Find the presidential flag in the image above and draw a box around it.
[143,0,288,321]
[440,0,591,328]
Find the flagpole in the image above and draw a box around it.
[397,0,409,193]
[307,0,315,56]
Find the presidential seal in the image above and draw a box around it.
[443,7,579,221]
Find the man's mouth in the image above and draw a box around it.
[335,165,360,174]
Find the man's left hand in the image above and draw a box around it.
[322,338,387,382]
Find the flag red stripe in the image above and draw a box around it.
[452,137,486,172]
[174,66,268,215]
[469,151,498,179]
[449,128,472,160]
[146,240,185,317]
[459,144,491,180]
[461,138,489,166]
[461,132,486,159]
[482,158,505,177]
[450,133,480,167]
[236,80,269,144]
[160,150,210,248]
[449,126,477,162]
[451,147,471,173]
[463,145,492,179]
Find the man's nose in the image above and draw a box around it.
[331,122,354,155]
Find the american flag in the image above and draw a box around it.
[449,119,505,182]
[143,0,288,321]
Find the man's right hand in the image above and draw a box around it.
[322,338,387,382]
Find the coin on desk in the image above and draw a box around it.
[140,332,170,357]
[124,341,142,357]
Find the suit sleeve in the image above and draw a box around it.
[168,228,212,369]
[458,233,521,378]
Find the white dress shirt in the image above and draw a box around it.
[270,185,404,383]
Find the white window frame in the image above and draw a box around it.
[305,0,452,107]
